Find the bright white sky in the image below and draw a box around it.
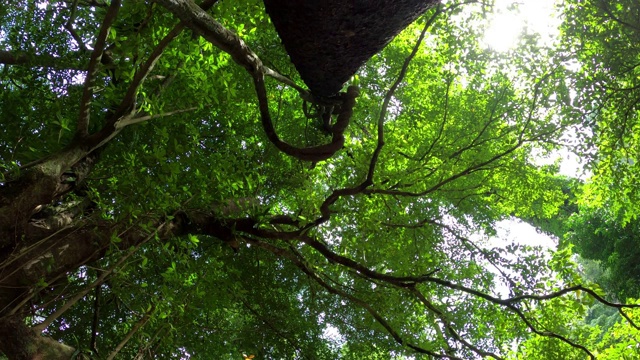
[482,0,561,52]
[482,0,587,179]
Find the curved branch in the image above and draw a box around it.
[506,303,595,359]
[253,76,359,161]
[155,0,362,162]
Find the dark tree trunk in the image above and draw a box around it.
[263,0,439,97]
[0,316,76,360]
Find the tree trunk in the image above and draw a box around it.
[0,316,76,360]
[263,0,439,97]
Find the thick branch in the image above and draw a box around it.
[154,0,262,73]
[0,316,76,360]
[3,207,634,358]
[0,50,86,70]
[0,146,94,250]
[255,77,359,161]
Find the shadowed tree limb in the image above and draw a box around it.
[0,50,87,69]
[64,0,89,51]
[0,316,76,360]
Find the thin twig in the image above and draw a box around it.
[410,288,504,359]
[116,107,199,128]
[75,0,121,138]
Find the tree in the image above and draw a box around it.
[1,0,638,359]
[560,0,640,221]
[566,207,640,301]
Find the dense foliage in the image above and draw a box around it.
[1,0,640,359]
[561,0,640,220]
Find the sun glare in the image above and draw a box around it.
[483,0,560,52]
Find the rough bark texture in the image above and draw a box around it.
[0,316,75,360]
[263,0,439,97]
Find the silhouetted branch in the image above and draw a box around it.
[246,238,460,359]
[64,0,88,51]
[75,0,121,138]
[106,305,155,360]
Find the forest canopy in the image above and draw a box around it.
[1,0,640,359]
